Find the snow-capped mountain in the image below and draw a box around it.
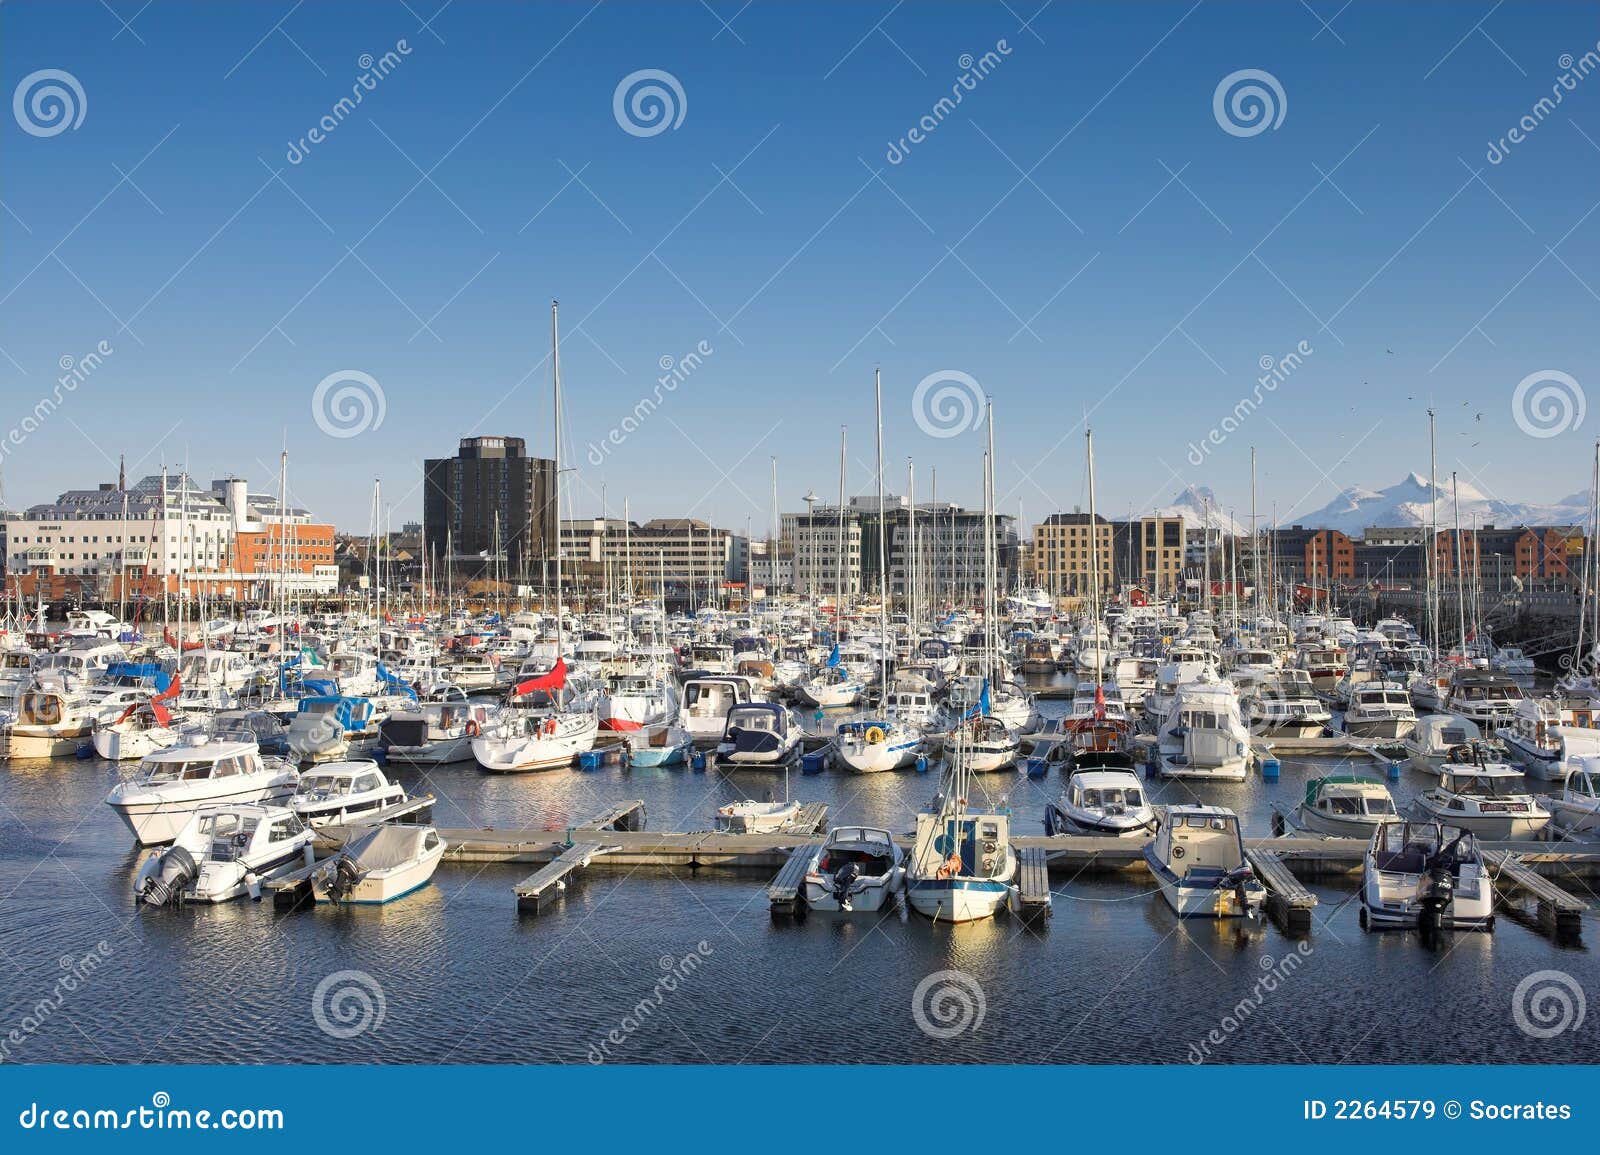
[1154,474,1590,536]
[1288,473,1587,535]
[1155,486,1249,535]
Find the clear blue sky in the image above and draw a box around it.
[3,1,1598,531]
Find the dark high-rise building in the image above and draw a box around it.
[423,436,557,577]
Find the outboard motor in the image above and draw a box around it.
[137,845,197,907]
[1419,835,1463,944]
[831,861,862,911]
[1223,866,1257,919]
[316,856,363,905]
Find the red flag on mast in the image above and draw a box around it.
[513,657,567,696]
[1093,681,1106,721]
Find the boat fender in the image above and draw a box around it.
[245,872,261,902]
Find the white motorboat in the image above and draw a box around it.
[289,760,408,827]
[711,702,801,772]
[1342,683,1417,741]
[597,672,679,732]
[1360,821,1494,933]
[1444,669,1525,730]
[1543,761,1600,833]
[678,674,756,746]
[799,826,906,912]
[1404,714,1490,774]
[8,675,98,758]
[1241,670,1330,739]
[1142,805,1265,918]
[376,699,492,766]
[832,717,922,773]
[1155,678,1250,781]
[1044,768,1155,837]
[714,796,800,833]
[1501,697,1600,782]
[624,723,694,768]
[1412,754,1551,840]
[134,804,315,904]
[308,823,446,904]
[105,738,300,846]
[1283,775,1399,838]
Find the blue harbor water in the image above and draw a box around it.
[1,681,1593,1065]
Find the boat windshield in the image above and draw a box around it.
[1082,787,1141,808]
[137,759,216,783]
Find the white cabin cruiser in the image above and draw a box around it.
[1285,776,1399,838]
[1543,760,1600,833]
[289,761,408,827]
[800,826,906,912]
[1143,805,1265,918]
[8,675,98,758]
[1342,683,1417,741]
[1501,697,1600,782]
[134,804,314,904]
[711,702,801,772]
[1413,752,1550,840]
[678,674,756,747]
[1155,679,1250,781]
[105,737,300,846]
[1044,768,1155,837]
[1360,821,1493,934]
[376,699,492,766]
[1241,670,1330,739]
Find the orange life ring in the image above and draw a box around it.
[465,719,481,737]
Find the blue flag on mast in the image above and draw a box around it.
[826,643,841,668]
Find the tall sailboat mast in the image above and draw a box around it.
[874,369,888,691]
[551,299,565,672]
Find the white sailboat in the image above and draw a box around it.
[471,300,599,773]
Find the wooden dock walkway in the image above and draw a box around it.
[766,837,826,916]
[1015,845,1052,921]
[581,799,646,832]
[1486,849,1590,938]
[514,842,618,913]
[1246,847,1319,935]
[787,802,829,835]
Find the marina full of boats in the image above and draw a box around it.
[8,576,1600,939]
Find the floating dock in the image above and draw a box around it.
[1486,848,1589,939]
[1245,847,1319,934]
